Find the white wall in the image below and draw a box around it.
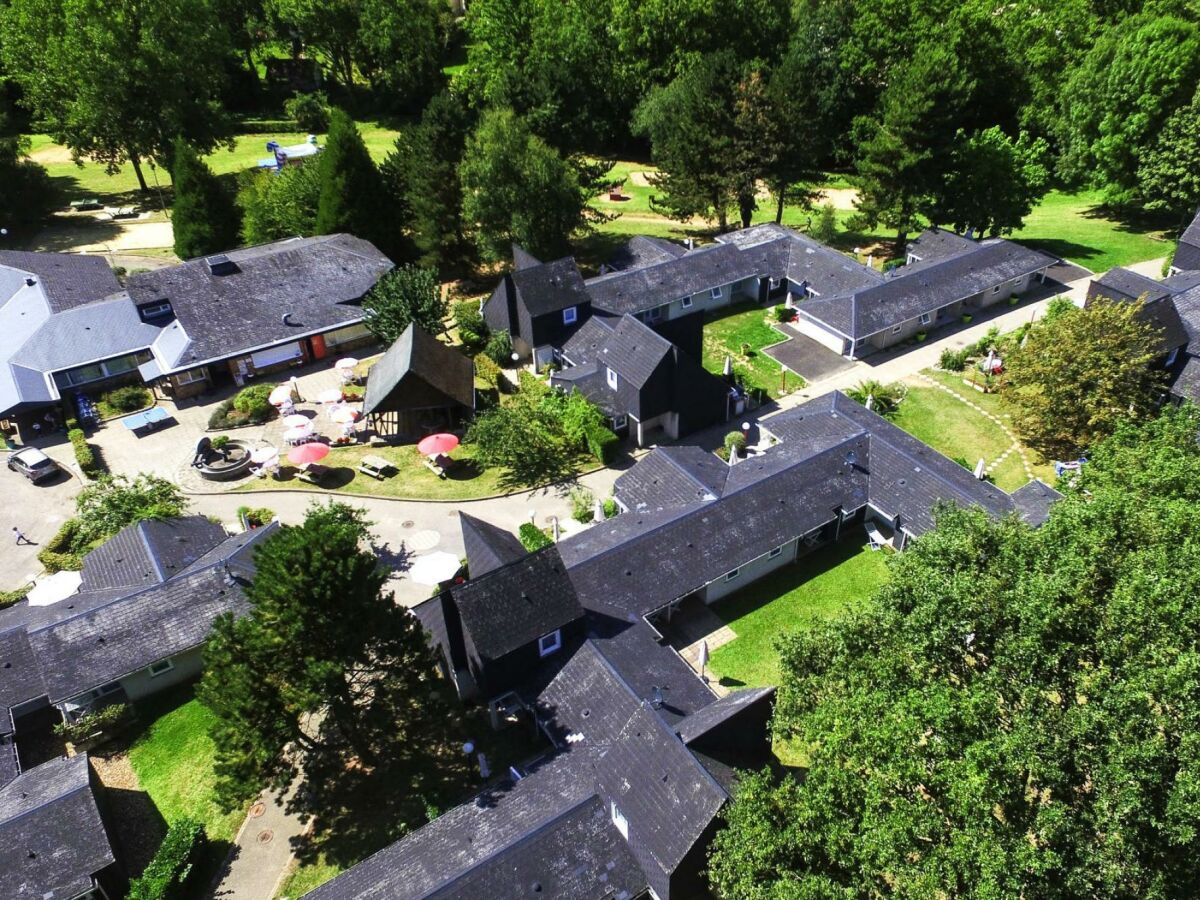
[118,645,206,703]
[791,312,849,355]
[701,538,799,604]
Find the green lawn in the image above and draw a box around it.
[701,304,804,399]
[892,385,1016,480]
[708,540,890,688]
[127,691,245,843]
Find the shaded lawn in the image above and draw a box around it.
[708,540,890,689]
[701,304,804,399]
[127,689,245,843]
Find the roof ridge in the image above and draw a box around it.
[0,756,89,827]
[135,521,168,582]
[657,448,724,500]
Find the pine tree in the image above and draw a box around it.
[170,137,240,259]
[314,109,389,250]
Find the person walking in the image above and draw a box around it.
[12,526,33,545]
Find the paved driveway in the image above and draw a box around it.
[764,328,856,381]
[0,440,83,589]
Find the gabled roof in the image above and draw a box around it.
[511,245,543,271]
[1087,270,1190,353]
[606,235,688,272]
[561,315,673,388]
[614,446,729,510]
[126,234,392,372]
[675,686,775,744]
[0,251,121,313]
[361,324,474,416]
[1010,479,1063,527]
[1174,209,1200,272]
[1170,353,1200,403]
[717,224,883,297]
[0,754,116,900]
[10,293,160,373]
[511,258,591,317]
[450,546,584,660]
[904,227,977,265]
[585,243,754,315]
[458,513,526,579]
[79,515,228,592]
[0,628,45,736]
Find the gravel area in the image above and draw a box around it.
[90,748,168,876]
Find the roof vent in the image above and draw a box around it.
[206,254,238,276]
[649,685,664,710]
[282,312,295,326]
[24,277,36,287]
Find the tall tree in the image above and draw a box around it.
[1138,92,1200,224]
[459,108,598,261]
[170,138,241,259]
[1,0,233,191]
[361,265,446,345]
[314,109,390,249]
[356,0,447,108]
[265,0,361,91]
[200,503,467,856]
[1006,298,1165,459]
[710,404,1200,897]
[237,161,322,244]
[0,117,56,239]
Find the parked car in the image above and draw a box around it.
[8,446,62,483]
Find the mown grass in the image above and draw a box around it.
[701,303,804,399]
[708,540,890,689]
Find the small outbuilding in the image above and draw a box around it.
[362,324,475,439]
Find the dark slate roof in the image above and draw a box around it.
[1173,286,1200,346]
[1010,479,1063,527]
[717,224,884,297]
[675,687,775,744]
[0,628,47,735]
[79,516,228,592]
[450,547,584,660]
[512,258,591,316]
[0,754,116,900]
[25,525,277,702]
[1170,354,1200,403]
[125,234,392,371]
[0,251,121,313]
[1089,267,1172,304]
[798,239,1056,338]
[0,739,19,788]
[361,324,474,416]
[613,445,730,510]
[512,245,543,271]
[561,315,672,388]
[585,243,755,315]
[905,228,977,264]
[1175,209,1200,272]
[459,513,527,578]
[606,236,687,272]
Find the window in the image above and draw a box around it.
[768,545,784,559]
[611,801,629,839]
[138,301,172,320]
[768,277,781,290]
[710,286,724,300]
[991,285,1002,294]
[919,312,933,326]
[562,306,577,325]
[645,305,663,322]
[681,296,693,309]
[147,659,174,678]
[611,414,628,429]
[606,367,618,390]
[538,630,562,657]
[88,682,122,700]
[891,324,902,335]
[175,367,209,386]
[725,568,740,582]
[1165,347,1180,367]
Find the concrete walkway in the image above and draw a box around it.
[212,777,305,900]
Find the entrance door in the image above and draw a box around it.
[308,334,328,360]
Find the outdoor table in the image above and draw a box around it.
[358,454,392,480]
[121,406,170,435]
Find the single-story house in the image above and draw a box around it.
[551,314,732,445]
[361,324,475,439]
[1170,208,1200,275]
[0,235,394,424]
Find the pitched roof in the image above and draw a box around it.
[459,513,526,578]
[717,224,884,297]
[1010,479,1063,527]
[510,258,591,316]
[361,324,474,416]
[904,227,977,264]
[79,515,229,592]
[606,236,688,272]
[450,547,584,660]
[614,446,730,510]
[1087,270,1191,352]
[1175,209,1200,272]
[1171,354,1200,403]
[0,754,116,900]
[585,243,755,315]
[561,315,673,388]
[0,251,121,313]
[126,234,392,372]
[10,293,161,373]
[675,687,775,744]
[0,628,45,736]
[1089,267,1173,304]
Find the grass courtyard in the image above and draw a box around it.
[700,304,804,400]
[707,540,891,689]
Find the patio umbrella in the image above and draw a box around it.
[329,406,359,424]
[335,357,359,370]
[269,384,294,405]
[282,413,310,429]
[26,570,82,607]
[317,388,344,404]
[287,442,330,465]
[249,445,279,465]
[417,433,459,457]
[408,551,462,586]
[973,458,986,479]
[283,422,314,443]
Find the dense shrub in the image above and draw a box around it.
[284,91,330,132]
[774,304,794,323]
[473,353,503,392]
[68,427,103,478]
[882,258,905,273]
[584,423,619,464]
[54,703,130,743]
[602,498,619,519]
[810,202,838,244]
[0,586,30,608]
[454,299,488,350]
[233,384,274,416]
[485,330,514,366]
[102,385,150,413]
[570,488,595,523]
[127,818,207,900]
[209,384,277,429]
[845,379,907,418]
[968,325,1001,356]
[38,519,83,572]
[518,522,553,551]
[939,347,970,371]
[725,431,748,456]
[237,506,274,528]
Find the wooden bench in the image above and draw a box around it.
[357,454,392,480]
[297,463,330,485]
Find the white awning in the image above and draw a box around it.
[251,342,302,369]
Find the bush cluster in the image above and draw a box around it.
[484,330,514,366]
[53,703,130,744]
[127,818,207,900]
[454,299,489,350]
[602,497,619,519]
[102,385,151,413]
[38,519,83,573]
[473,353,504,392]
[209,384,278,429]
[518,522,553,551]
[0,586,30,608]
[939,347,970,372]
[68,427,103,478]
[725,431,748,456]
[774,304,794,322]
[284,91,330,132]
[584,422,619,464]
[237,506,274,528]
[570,488,595,523]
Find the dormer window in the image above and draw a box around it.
[562,306,577,325]
[606,367,618,390]
[610,800,629,839]
[538,629,562,657]
[139,300,173,321]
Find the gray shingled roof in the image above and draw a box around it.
[0,754,116,900]
[606,236,687,272]
[459,513,526,578]
[450,547,583,661]
[0,628,45,736]
[1175,209,1200,272]
[585,243,755,315]
[79,516,228,592]
[361,324,474,417]
[1171,354,1200,403]
[126,234,392,372]
[1010,480,1063,527]
[10,293,159,373]
[561,315,672,388]
[1087,271,1190,353]
[904,228,977,265]
[1089,267,1173,304]
[675,686,776,744]
[0,251,121,313]
[511,258,590,316]
[613,445,730,510]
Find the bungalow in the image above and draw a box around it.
[550,314,732,445]
[361,324,475,439]
[0,235,394,428]
[1170,208,1200,275]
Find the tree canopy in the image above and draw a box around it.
[314,109,392,250]
[170,138,241,259]
[361,265,446,345]
[0,123,56,239]
[710,405,1200,897]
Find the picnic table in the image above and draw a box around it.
[297,462,331,485]
[121,406,170,435]
[357,454,393,480]
[69,198,102,211]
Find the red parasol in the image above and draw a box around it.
[287,442,330,465]
[417,433,460,456]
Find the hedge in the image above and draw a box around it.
[68,428,103,478]
[53,703,130,744]
[473,353,503,390]
[0,586,29,609]
[38,519,84,573]
[585,423,619,464]
[127,818,207,900]
[518,523,553,552]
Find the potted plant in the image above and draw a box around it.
[961,313,973,324]
[915,331,928,342]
